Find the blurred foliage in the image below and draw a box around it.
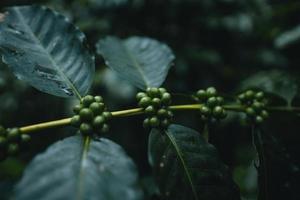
[1,0,300,199]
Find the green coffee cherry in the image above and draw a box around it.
[102,112,112,120]
[21,134,31,143]
[161,93,171,105]
[94,96,103,103]
[157,108,168,117]
[71,115,81,127]
[79,108,94,121]
[160,119,170,128]
[101,124,110,133]
[255,116,264,124]
[206,87,217,97]
[216,97,224,104]
[145,106,156,115]
[139,97,151,108]
[93,116,105,128]
[136,92,147,101]
[148,87,160,97]
[159,88,167,94]
[252,101,264,112]
[261,110,269,119]
[246,107,256,117]
[82,95,95,107]
[238,94,246,102]
[7,143,19,155]
[80,123,93,135]
[196,89,207,101]
[245,90,255,99]
[207,97,218,108]
[149,117,160,127]
[89,102,104,115]
[152,98,161,107]
[73,104,83,114]
[255,91,264,100]
[143,118,150,128]
[167,110,174,119]
[200,106,211,116]
[7,128,20,142]
[212,106,223,117]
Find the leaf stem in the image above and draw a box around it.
[18,104,300,134]
[203,123,209,142]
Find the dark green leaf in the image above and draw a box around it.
[0,6,95,99]
[15,136,143,200]
[275,25,300,49]
[239,70,298,106]
[148,124,240,200]
[96,36,175,90]
[252,127,267,200]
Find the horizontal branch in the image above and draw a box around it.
[18,104,300,134]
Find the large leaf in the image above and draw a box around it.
[15,136,143,200]
[96,36,175,90]
[239,70,298,106]
[148,124,240,200]
[0,6,95,99]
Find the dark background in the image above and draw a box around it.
[0,0,300,199]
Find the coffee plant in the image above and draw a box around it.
[0,3,299,200]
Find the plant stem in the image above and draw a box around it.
[20,118,71,134]
[170,104,201,110]
[203,123,209,142]
[111,108,143,117]
[18,104,300,134]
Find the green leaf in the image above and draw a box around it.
[96,36,175,90]
[15,136,143,200]
[239,70,298,106]
[274,25,300,49]
[148,124,240,200]
[252,127,268,200]
[0,6,95,99]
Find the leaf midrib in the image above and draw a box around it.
[165,130,199,200]
[77,136,91,200]
[122,39,150,88]
[14,7,82,99]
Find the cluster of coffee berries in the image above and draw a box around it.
[136,87,173,129]
[195,87,227,121]
[71,95,112,136]
[238,90,269,124]
[0,126,30,161]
